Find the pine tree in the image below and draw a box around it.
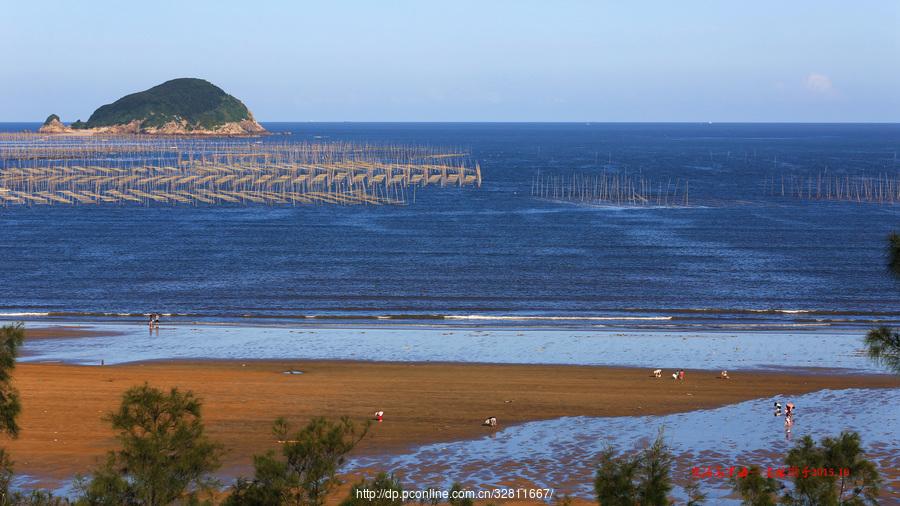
[76,384,222,505]
[225,416,369,506]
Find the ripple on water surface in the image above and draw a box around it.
[16,323,890,373]
[347,388,900,503]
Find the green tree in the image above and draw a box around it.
[637,431,674,505]
[0,323,24,439]
[822,432,880,505]
[447,483,473,506]
[782,432,880,506]
[864,327,900,374]
[865,233,900,374]
[594,446,639,505]
[730,465,778,506]
[888,231,900,278]
[340,473,403,506]
[76,384,222,506]
[224,416,369,506]
[0,323,24,505]
[554,495,574,506]
[0,448,15,506]
[5,489,69,506]
[594,429,673,506]
[0,323,69,506]
[684,480,706,505]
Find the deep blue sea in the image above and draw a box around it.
[1,122,898,329]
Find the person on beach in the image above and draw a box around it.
[774,401,782,417]
[374,411,384,422]
[782,402,795,429]
[678,369,685,381]
[153,313,161,328]
[483,416,497,427]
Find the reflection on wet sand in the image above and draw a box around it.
[348,388,900,503]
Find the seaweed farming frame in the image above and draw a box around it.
[0,133,481,206]
[531,171,690,207]
[767,172,900,205]
[532,170,900,208]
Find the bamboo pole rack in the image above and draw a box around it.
[0,133,481,207]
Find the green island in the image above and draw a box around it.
[40,78,265,135]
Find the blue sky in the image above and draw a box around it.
[2,1,898,122]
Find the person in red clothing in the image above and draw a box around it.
[784,402,795,428]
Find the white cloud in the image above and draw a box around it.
[804,73,835,95]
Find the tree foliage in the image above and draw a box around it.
[0,323,24,505]
[447,483,473,506]
[684,480,706,506]
[0,448,15,505]
[339,473,403,506]
[888,231,900,279]
[0,323,69,505]
[75,384,221,506]
[865,233,900,374]
[865,232,900,374]
[731,465,779,506]
[782,432,880,506]
[594,445,639,505]
[1,471,70,506]
[0,323,24,439]
[224,416,369,506]
[84,78,252,130]
[594,429,673,506]
[864,326,900,375]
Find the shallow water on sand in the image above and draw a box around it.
[14,322,888,373]
[9,388,898,502]
[347,388,900,502]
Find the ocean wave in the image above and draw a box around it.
[622,307,895,316]
[444,315,673,321]
[748,309,810,314]
[3,308,895,324]
[0,311,191,318]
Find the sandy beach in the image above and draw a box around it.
[7,359,899,483]
[23,325,122,340]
